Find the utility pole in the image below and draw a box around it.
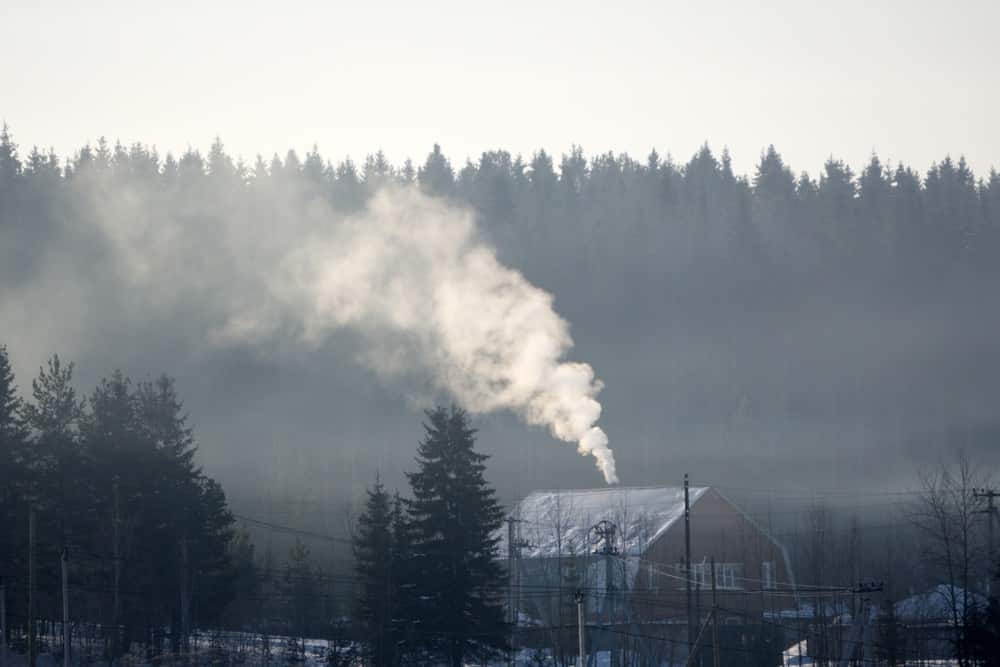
[683,609,715,667]
[684,474,693,654]
[710,558,719,667]
[505,514,529,667]
[576,589,586,667]
[589,520,619,667]
[28,511,36,667]
[506,515,516,667]
[181,537,191,661]
[975,488,999,594]
[839,582,883,667]
[112,475,121,661]
[507,514,514,667]
[1,576,7,667]
[606,538,615,667]
[62,547,70,667]
[695,568,703,667]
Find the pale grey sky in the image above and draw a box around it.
[4,0,998,177]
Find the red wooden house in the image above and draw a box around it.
[497,485,797,655]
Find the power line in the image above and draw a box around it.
[232,513,352,544]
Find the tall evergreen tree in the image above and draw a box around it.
[405,406,506,667]
[353,476,397,666]
[389,491,417,663]
[78,370,235,656]
[0,124,21,182]
[0,345,30,585]
[418,144,455,197]
[23,356,89,571]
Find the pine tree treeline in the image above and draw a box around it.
[2,123,998,459]
[353,407,507,667]
[2,359,513,665]
[2,124,997,294]
[0,345,237,659]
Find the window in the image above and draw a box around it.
[676,561,743,590]
[762,561,776,590]
[691,562,710,588]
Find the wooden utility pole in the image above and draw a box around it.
[1,576,7,667]
[839,582,883,667]
[62,547,70,667]
[576,589,585,667]
[506,515,516,667]
[28,511,36,667]
[695,573,703,667]
[975,488,999,593]
[112,476,121,660]
[606,540,615,667]
[683,609,715,667]
[684,474,693,653]
[710,558,719,667]
[180,537,191,660]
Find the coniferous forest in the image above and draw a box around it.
[2,125,998,495]
[2,124,1000,664]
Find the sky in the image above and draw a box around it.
[3,0,998,178]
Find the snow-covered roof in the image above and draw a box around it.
[497,486,709,558]
[894,585,987,622]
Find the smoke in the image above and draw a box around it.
[217,187,619,484]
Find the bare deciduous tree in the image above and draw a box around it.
[912,451,990,667]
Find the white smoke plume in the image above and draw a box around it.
[220,186,619,484]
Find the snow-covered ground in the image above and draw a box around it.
[1,634,637,667]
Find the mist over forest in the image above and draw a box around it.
[1,126,998,526]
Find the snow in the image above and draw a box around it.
[893,584,987,622]
[782,639,814,667]
[497,486,709,558]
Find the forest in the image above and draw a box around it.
[2,126,997,504]
[2,124,1000,664]
[3,126,998,499]
[1,341,511,666]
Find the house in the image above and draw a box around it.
[893,584,986,625]
[496,485,797,658]
[884,585,988,663]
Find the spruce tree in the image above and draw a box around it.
[79,370,235,656]
[0,345,29,583]
[353,476,396,666]
[23,356,89,593]
[386,490,420,664]
[418,144,455,197]
[405,406,506,667]
[0,124,21,182]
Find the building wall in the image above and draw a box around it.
[632,488,797,623]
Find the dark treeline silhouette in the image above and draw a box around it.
[2,336,510,664]
[353,407,506,667]
[4,128,996,285]
[0,345,236,660]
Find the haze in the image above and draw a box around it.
[2,0,1000,526]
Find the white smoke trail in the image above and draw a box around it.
[222,186,619,484]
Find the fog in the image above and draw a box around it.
[1,137,998,528]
